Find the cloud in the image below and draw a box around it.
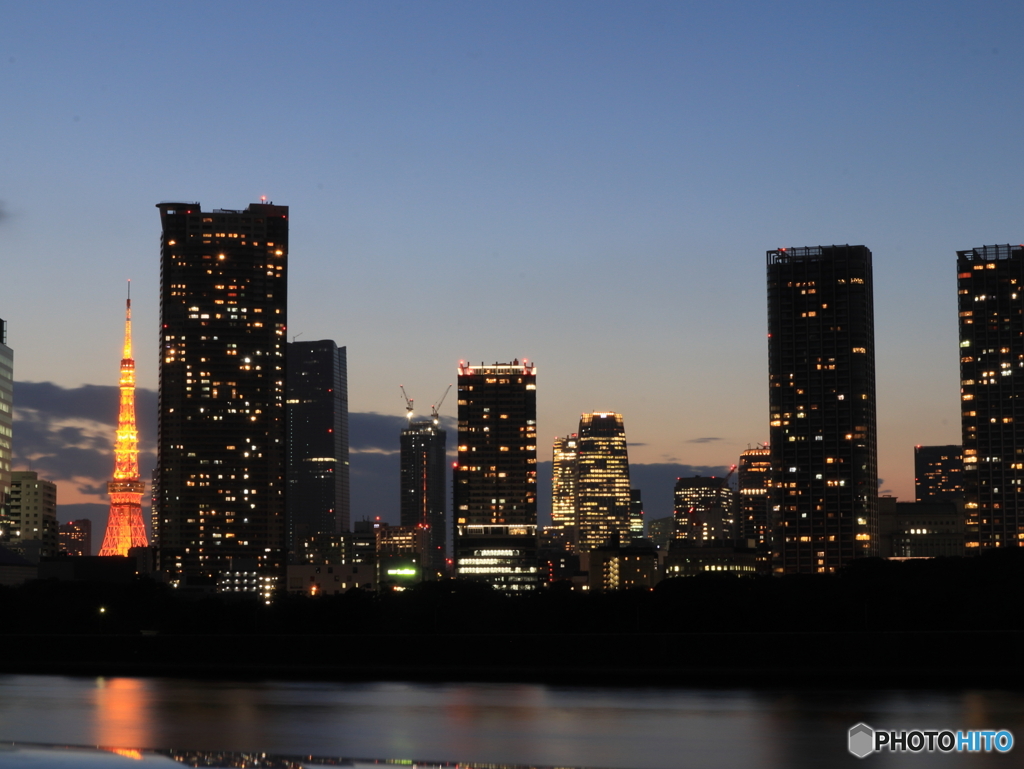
[13,381,727,533]
[686,437,723,444]
[11,381,447,524]
[13,382,158,502]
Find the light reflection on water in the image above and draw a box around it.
[1,675,1024,769]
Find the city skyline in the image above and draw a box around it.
[4,2,1023,531]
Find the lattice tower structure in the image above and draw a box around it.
[99,290,149,555]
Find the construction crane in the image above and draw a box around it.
[430,384,452,423]
[399,385,414,420]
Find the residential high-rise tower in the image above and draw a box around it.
[286,340,349,554]
[400,414,447,578]
[550,433,577,549]
[738,445,771,544]
[574,412,631,552]
[767,245,879,573]
[155,201,288,584]
[453,360,538,589]
[957,245,1024,549]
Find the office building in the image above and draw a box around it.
[400,413,447,577]
[0,319,11,541]
[767,245,879,573]
[59,519,92,556]
[584,539,659,592]
[673,476,735,542]
[575,412,632,552]
[877,496,965,558]
[647,515,674,549]
[914,445,963,503]
[629,488,645,540]
[7,471,58,559]
[99,291,149,557]
[453,360,539,589]
[738,445,771,544]
[377,523,431,586]
[957,245,1024,549]
[286,340,349,556]
[155,201,288,585]
[549,433,578,550]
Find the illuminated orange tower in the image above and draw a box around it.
[99,284,149,556]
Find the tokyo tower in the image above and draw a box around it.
[98,284,149,556]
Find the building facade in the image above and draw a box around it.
[59,519,92,556]
[453,360,539,589]
[7,471,58,559]
[574,412,632,552]
[155,201,288,585]
[914,444,963,503]
[956,245,1024,550]
[549,433,578,549]
[629,488,645,540]
[286,340,350,555]
[738,445,771,544]
[673,476,735,542]
[400,416,447,577]
[767,245,879,573]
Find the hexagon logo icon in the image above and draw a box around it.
[849,723,875,758]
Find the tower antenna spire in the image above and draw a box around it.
[99,284,148,556]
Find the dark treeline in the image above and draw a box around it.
[3,549,1024,637]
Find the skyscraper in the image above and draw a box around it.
[400,414,447,577]
[286,340,349,555]
[0,319,11,542]
[957,244,1024,549]
[550,433,578,549]
[156,201,288,584]
[738,445,771,544]
[99,290,149,557]
[914,445,963,503]
[453,360,539,589]
[629,488,644,540]
[767,245,879,574]
[673,476,735,542]
[574,412,632,552]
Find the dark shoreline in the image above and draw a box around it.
[2,630,1021,689]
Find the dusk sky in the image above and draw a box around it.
[3,1,1023,537]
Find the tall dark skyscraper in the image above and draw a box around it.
[453,360,539,590]
[574,412,631,552]
[156,201,288,584]
[400,415,447,577]
[957,244,1024,549]
[286,340,349,555]
[914,445,963,503]
[767,245,879,574]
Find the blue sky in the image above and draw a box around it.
[3,1,1023,530]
